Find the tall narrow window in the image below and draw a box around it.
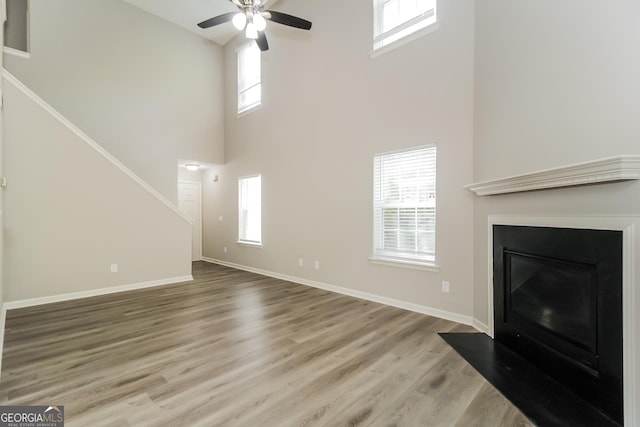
[373,145,436,265]
[238,175,262,245]
[373,0,437,51]
[237,41,261,114]
[4,0,29,53]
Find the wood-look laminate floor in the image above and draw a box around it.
[0,262,534,426]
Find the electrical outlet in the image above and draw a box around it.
[442,281,450,293]
[298,258,304,267]
[110,264,118,273]
[218,216,224,222]
[224,247,228,253]
[314,261,320,269]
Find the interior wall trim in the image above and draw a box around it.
[1,275,193,312]
[471,318,489,334]
[0,304,6,376]
[1,68,192,225]
[2,46,30,59]
[466,155,640,196]
[201,257,477,330]
[486,214,639,427]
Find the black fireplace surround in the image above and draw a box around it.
[493,225,623,425]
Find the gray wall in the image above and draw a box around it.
[473,0,640,324]
[205,0,476,319]
[3,0,225,203]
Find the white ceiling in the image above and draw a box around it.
[123,0,279,46]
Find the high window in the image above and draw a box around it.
[238,175,262,245]
[237,41,261,114]
[373,145,436,265]
[3,0,29,54]
[373,0,437,51]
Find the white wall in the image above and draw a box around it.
[205,0,476,320]
[3,0,225,203]
[472,4,640,422]
[2,74,192,302]
[473,0,640,324]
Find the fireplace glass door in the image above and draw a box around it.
[505,250,598,373]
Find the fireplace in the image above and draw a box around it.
[493,225,623,425]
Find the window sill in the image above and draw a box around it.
[237,103,262,118]
[369,22,439,59]
[3,46,30,59]
[368,257,440,272]
[236,241,263,248]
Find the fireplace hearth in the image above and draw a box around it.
[440,213,640,425]
[493,225,623,425]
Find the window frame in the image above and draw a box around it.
[237,174,262,247]
[370,144,438,271]
[236,41,261,116]
[3,0,31,57]
[371,0,438,58]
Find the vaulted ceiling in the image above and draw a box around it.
[123,0,279,45]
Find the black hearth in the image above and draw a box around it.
[493,225,623,425]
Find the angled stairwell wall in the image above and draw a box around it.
[3,0,225,204]
[2,70,193,304]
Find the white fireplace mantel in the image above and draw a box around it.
[466,155,640,196]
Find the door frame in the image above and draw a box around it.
[178,180,203,262]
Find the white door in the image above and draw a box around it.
[178,181,202,262]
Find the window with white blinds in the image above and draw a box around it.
[238,175,262,245]
[373,145,436,264]
[373,0,437,50]
[237,42,261,114]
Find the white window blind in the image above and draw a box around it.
[373,0,437,50]
[373,145,436,264]
[238,175,262,244]
[237,42,261,114]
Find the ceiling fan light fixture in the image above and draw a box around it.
[232,12,247,30]
[197,4,312,52]
[253,14,267,31]
[245,22,259,39]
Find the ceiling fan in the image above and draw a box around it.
[197,0,312,52]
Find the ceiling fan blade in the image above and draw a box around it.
[197,12,237,29]
[265,10,312,30]
[256,31,269,52]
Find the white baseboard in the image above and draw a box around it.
[202,257,479,329]
[2,275,193,311]
[0,304,6,375]
[471,318,490,334]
